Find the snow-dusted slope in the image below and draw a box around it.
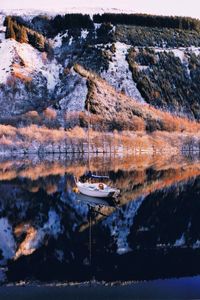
[1,10,200,120]
[0,40,14,83]
[0,7,133,19]
[101,42,145,103]
[0,15,6,41]
[57,70,88,112]
[0,39,62,90]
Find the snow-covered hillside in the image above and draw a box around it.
[101,42,145,103]
[0,15,6,41]
[0,10,200,120]
[0,12,147,117]
[0,7,133,19]
[0,39,62,90]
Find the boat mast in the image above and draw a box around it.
[87,99,90,170]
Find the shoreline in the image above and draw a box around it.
[1,276,200,299]
[0,149,199,157]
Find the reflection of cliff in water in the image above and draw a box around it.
[0,153,200,283]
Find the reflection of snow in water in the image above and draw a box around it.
[174,234,186,247]
[0,268,6,282]
[0,218,16,263]
[15,210,62,259]
[0,156,200,284]
[103,196,145,255]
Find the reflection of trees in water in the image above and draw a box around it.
[0,154,199,197]
[5,175,200,282]
[0,153,197,182]
[0,154,200,282]
[128,176,200,249]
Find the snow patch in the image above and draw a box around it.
[137,65,149,71]
[94,23,101,39]
[155,48,187,63]
[187,46,200,56]
[81,29,89,39]
[41,60,61,90]
[68,36,73,46]
[0,39,17,83]
[52,30,68,48]
[94,23,101,30]
[0,33,5,41]
[111,25,116,33]
[171,49,186,62]
[16,41,61,89]
[0,14,6,41]
[101,42,145,103]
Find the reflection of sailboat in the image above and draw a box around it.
[76,100,120,199]
[76,193,114,206]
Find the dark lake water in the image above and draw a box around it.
[0,153,200,285]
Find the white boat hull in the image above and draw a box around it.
[77,182,120,198]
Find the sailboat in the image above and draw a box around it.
[76,100,120,199]
[76,181,120,198]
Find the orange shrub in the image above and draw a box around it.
[43,108,57,120]
[13,71,32,82]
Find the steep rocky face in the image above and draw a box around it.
[0,11,200,123]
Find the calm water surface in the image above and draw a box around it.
[0,153,200,286]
